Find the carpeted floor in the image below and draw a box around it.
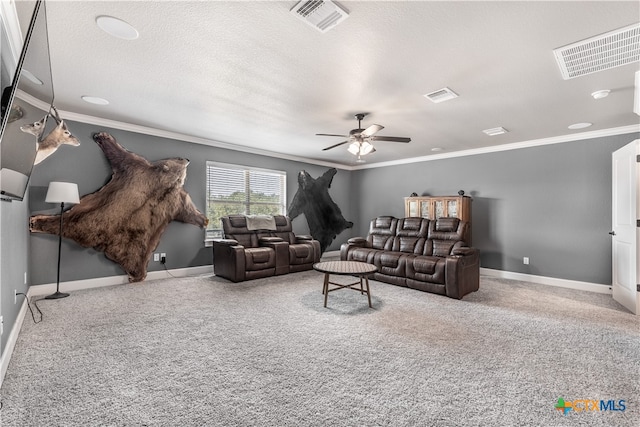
[0,271,638,426]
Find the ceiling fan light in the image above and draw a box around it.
[347,142,360,155]
[361,141,374,155]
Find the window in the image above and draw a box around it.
[205,162,286,239]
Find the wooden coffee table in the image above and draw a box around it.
[313,260,378,308]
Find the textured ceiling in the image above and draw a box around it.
[23,1,640,167]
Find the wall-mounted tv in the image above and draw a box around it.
[0,0,54,202]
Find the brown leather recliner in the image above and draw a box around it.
[213,215,321,282]
[340,216,479,299]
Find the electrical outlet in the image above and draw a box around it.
[153,253,160,262]
[523,257,530,265]
[161,253,166,264]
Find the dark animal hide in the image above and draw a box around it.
[29,132,208,282]
[288,168,353,253]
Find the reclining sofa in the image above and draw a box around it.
[213,215,321,282]
[340,216,479,299]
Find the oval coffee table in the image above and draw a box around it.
[313,260,378,308]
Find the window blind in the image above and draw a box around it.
[205,162,286,239]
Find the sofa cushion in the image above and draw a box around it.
[405,255,446,284]
[244,247,276,271]
[374,251,407,277]
[347,247,379,264]
[272,215,298,244]
[433,240,456,257]
[428,217,466,242]
[289,244,314,265]
[222,215,260,248]
[391,217,428,254]
[367,216,397,250]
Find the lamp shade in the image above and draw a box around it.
[0,168,29,197]
[361,141,374,155]
[347,142,359,155]
[45,181,80,204]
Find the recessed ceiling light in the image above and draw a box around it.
[482,127,508,136]
[96,15,139,40]
[82,96,110,105]
[431,147,443,152]
[568,122,592,130]
[21,69,43,85]
[591,89,610,100]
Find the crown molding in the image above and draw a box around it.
[353,124,640,170]
[15,90,640,172]
[15,90,352,170]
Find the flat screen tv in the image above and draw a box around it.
[0,0,54,201]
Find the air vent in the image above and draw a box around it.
[423,87,458,103]
[553,23,640,80]
[482,127,508,136]
[290,0,349,33]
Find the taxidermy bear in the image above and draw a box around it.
[30,132,208,282]
[288,168,353,252]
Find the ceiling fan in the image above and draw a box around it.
[317,113,411,162]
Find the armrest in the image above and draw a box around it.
[452,246,477,256]
[340,237,369,261]
[444,247,480,299]
[295,234,313,241]
[213,239,245,282]
[259,236,284,244]
[214,238,240,246]
[347,237,367,246]
[258,237,289,275]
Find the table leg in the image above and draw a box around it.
[365,276,372,308]
[323,273,329,308]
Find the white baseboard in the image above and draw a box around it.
[480,267,612,294]
[29,265,214,296]
[0,296,29,390]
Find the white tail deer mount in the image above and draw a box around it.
[19,105,80,165]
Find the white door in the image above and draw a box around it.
[612,139,639,314]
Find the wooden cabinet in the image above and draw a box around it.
[404,195,472,243]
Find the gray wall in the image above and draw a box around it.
[350,132,638,285]
[0,188,31,352]
[27,121,354,285]
[2,122,635,357]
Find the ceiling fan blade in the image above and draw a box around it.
[370,136,411,143]
[316,133,349,138]
[322,140,349,151]
[361,124,384,137]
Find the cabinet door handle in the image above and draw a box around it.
[608,231,616,236]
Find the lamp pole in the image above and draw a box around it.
[46,201,69,299]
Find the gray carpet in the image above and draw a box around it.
[0,271,638,426]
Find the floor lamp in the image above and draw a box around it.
[45,181,80,299]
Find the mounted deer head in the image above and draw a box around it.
[20,114,49,139]
[34,119,80,165]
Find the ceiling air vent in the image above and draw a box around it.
[290,0,349,33]
[483,127,508,136]
[553,23,640,80]
[423,87,458,103]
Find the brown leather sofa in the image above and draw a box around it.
[213,215,321,282]
[340,216,479,299]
